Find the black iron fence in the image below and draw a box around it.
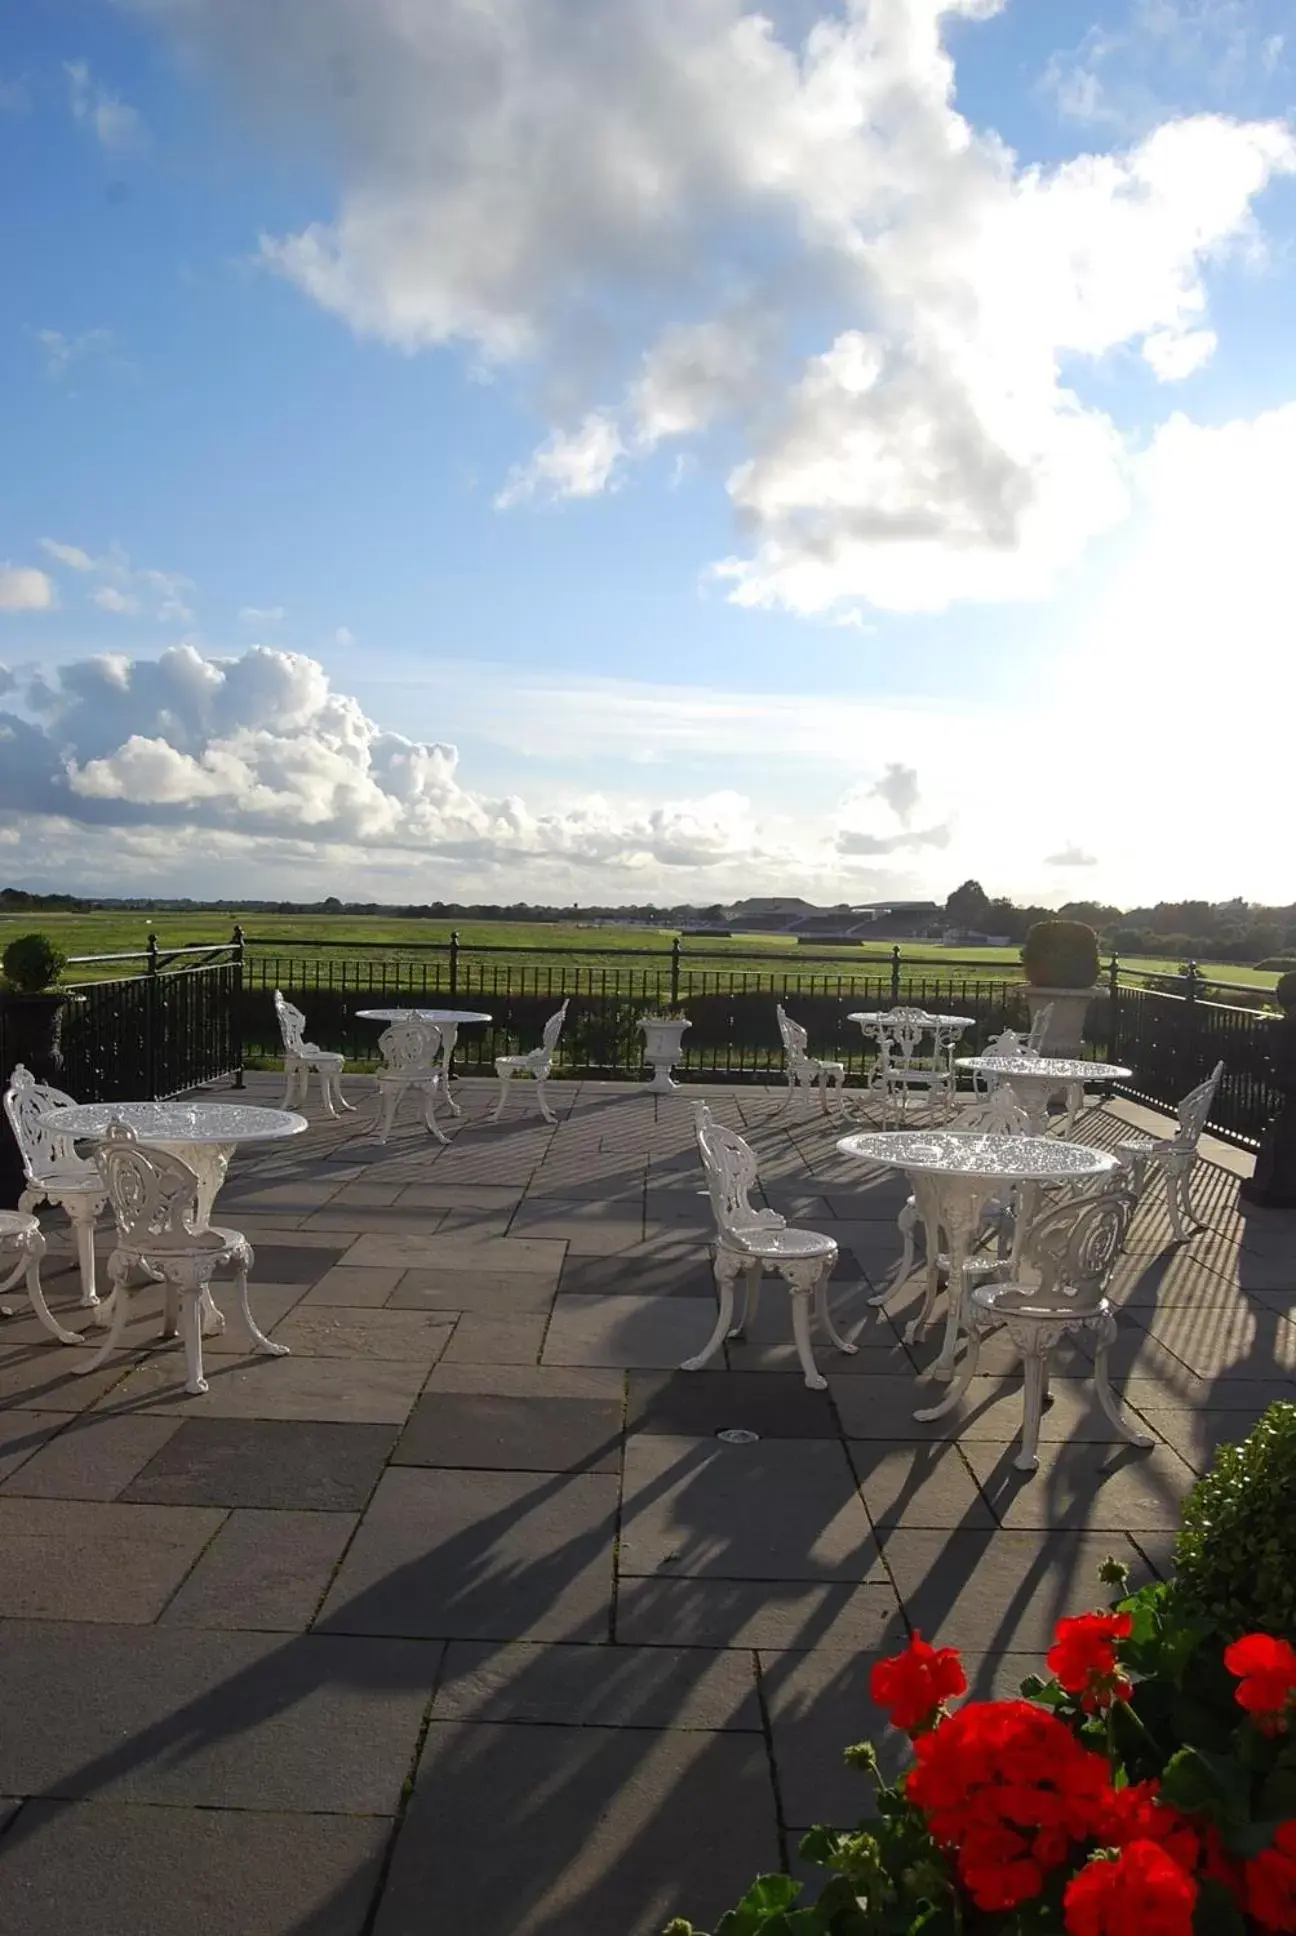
[15,927,1282,1147]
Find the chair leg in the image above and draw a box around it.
[316,1065,338,1120]
[329,1067,354,1113]
[1164,1165,1189,1242]
[236,1266,291,1360]
[489,1071,512,1124]
[1093,1334,1154,1449]
[1177,1165,1199,1235]
[903,1231,942,1345]
[872,1199,918,1308]
[787,1282,826,1391]
[682,1261,738,1371]
[24,1240,83,1347]
[69,1206,101,1313]
[814,1265,858,1356]
[160,1281,180,1340]
[914,1326,982,1421]
[535,1077,557,1126]
[423,1083,449,1146]
[1015,1353,1048,1471]
[728,1261,761,1340]
[280,1061,298,1110]
[181,1287,208,1395]
[73,1259,132,1376]
[378,1085,400,1145]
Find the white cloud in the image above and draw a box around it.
[0,567,56,613]
[238,605,286,626]
[40,539,95,572]
[92,586,142,616]
[495,413,626,508]
[65,60,144,149]
[127,0,1296,616]
[1042,2,1291,133]
[333,626,356,648]
[32,327,116,381]
[835,766,952,858]
[1046,844,1099,867]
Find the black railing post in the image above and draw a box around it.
[890,945,902,1004]
[1107,953,1120,1062]
[145,931,160,1099]
[232,924,246,1090]
[449,930,460,998]
[670,935,682,1010]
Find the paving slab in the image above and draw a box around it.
[543,1293,718,1369]
[317,1465,618,1641]
[374,1721,779,1936]
[299,1265,406,1306]
[0,1622,435,1810]
[121,1417,398,1510]
[0,1498,226,1622]
[0,1413,181,1501]
[619,1435,882,1582]
[0,1801,389,1936]
[342,1233,567,1273]
[394,1391,623,1473]
[877,1529,1153,1651]
[559,1251,717,1298]
[160,1508,359,1630]
[627,1370,838,1439]
[1132,1409,1256,1475]
[849,1441,996,1530]
[617,1576,903,1650]
[961,1440,1198,1531]
[0,1409,66,1483]
[422,1362,624,1401]
[236,1242,349,1283]
[440,1313,548,1363]
[385,1265,558,1313]
[0,1349,142,1414]
[267,1307,456,1363]
[101,1354,429,1423]
[432,1640,761,1730]
[830,1374,1156,1444]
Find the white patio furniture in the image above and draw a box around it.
[684,1103,858,1391]
[35,1099,308,1340]
[1025,1003,1055,1053]
[79,1121,289,1396]
[913,1185,1152,1471]
[4,1065,108,1317]
[374,1017,449,1146]
[773,1004,845,1118]
[0,1208,83,1344]
[874,1085,1032,1316]
[490,1000,569,1125]
[955,1054,1132,1137]
[836,1128,1120,1384]
[1114,1060,1224,1242]
[356,1008,492,1118]
[848,1008,974,1126]
[274,990,353,1117]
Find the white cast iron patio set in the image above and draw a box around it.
[0,990,1223,1473]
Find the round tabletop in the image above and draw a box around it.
[847,1011,975,1029]
[355,1008,492,1025]
[956,1055,1131,1082]
[835,1128,1120,1182]
[39,1101,309,1145]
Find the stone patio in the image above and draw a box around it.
[0,1073,1291,1935]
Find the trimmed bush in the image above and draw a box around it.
[1020,918,1099,989]
[1173,1400,1296,1641]
[1276,969,1296,1012]
[1,932,67,993]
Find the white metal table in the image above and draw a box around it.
[835,1129,1119,1390]
[846,1009,976,1123]
[39,1102,307,1335]
[955,1055,1131,1135]
[355,1008,492,1118]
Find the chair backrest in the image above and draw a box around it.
[775,1004,809,1057]
[378,1016,442,1075]
[540,1000,570,1055]
[985,1027,1031,1060]
[274,989,307,1055]
[1025,1003,1055,1053]
[1022,1187,1135,1310]
[951,1084,1030,1136]
[3,1063,89,1184]
[876,1007,936,1070]
[693,1102,761,1238]
[95,1119,201,1248]
[1175,1061,1224,1149]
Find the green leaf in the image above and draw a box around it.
[1160,1746,1224,1813]
[713,1875,803,1936]
[797,1829,837,1868]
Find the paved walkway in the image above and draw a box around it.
[0,1075,1290,1935]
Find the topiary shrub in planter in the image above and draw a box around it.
[1021,919,1100,991]
[1173,1400,1296,1642]
[2,932,67,992]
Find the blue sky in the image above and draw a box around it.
[1,0,1293,907]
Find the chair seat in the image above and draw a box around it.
[28,1170,103,1198]
[295,1045,343,1066]
[496,1054,546,1073]
[971,1281,1109,1324]
[722,1227,837,1262]
[1116,1135,1175,1159]
[0,1210,40,1239]
[117,1223,247,1262]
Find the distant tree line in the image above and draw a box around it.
[942,881,1296,965]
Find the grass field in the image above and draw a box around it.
[0,910,1278,1000]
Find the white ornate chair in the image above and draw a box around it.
[872,1085,1032,1335]
[861,1008,953,1125]
[684,1103,858,1390]
[374,1018,449,1146]
[490,1000,569,1126]
[273,990,353,1117]
[80,1121,288,1396]
[915,1185,1151,1472]
[3,1064,108,1317]
[0,1208,82,1343]
[773,1004,845,1118]
[1114,1061,1224,1242]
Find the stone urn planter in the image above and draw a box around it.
[1021,919,1102,1057]
[639,1017,691,1092]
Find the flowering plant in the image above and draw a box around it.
[666,1569,1296,1934]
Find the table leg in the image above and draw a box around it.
[438,1025,463,1117]
[924,1179,992,1381]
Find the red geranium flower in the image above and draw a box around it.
[869,1632,967,1733]
[1224,1634,1296,1735]
[1047,1612,1134,1712]
[1097,1780,1199,1873]
[907,1699,1112,1912]
[1245,1820,1296,1932]
[1064,1841,1197,1936]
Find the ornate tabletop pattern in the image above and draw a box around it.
[39,1102,309,1145]
[836,1129,1119,1181]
